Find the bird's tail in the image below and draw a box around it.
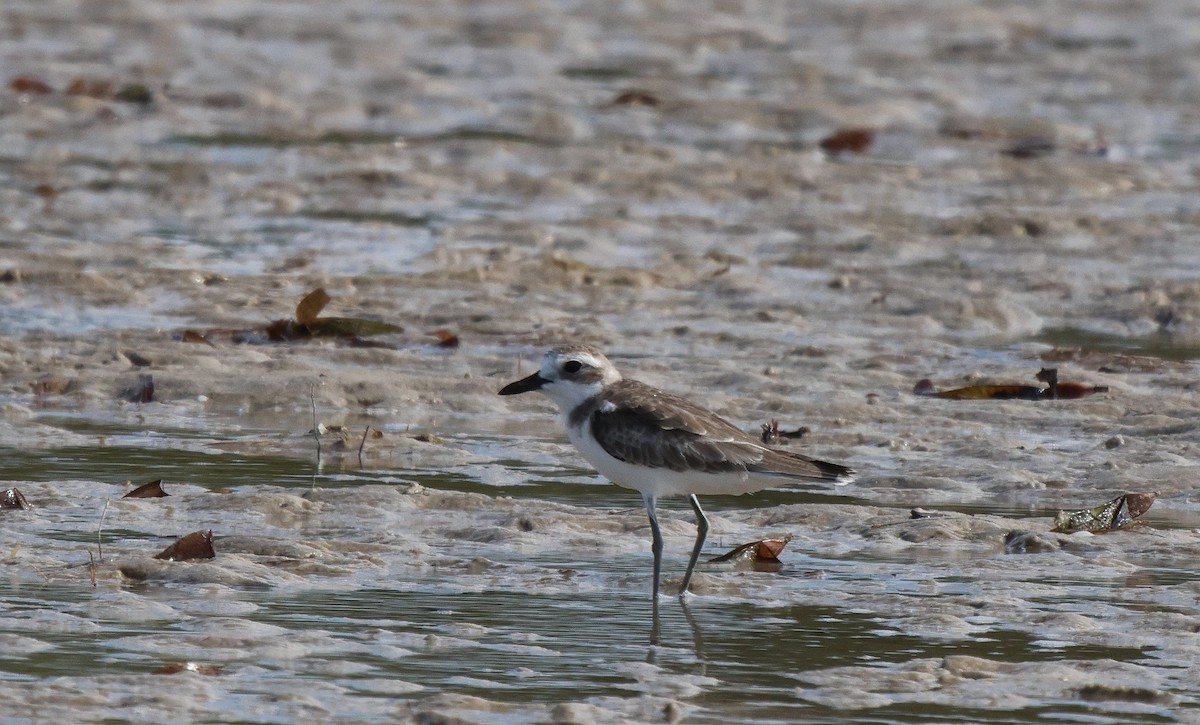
[756,448,855,485]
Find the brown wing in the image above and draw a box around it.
[587,380,851,482]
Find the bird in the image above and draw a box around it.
[498,344,854,600]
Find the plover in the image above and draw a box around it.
[499,344,854,600]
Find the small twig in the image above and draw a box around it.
[97,499,110,562]
[358,425,371,466]
[87,550,97,588]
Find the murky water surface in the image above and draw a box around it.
[3,0,1200,722]
[2,425,1197,723]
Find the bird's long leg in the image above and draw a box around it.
[643,492,663,600]
[679,494,709,596]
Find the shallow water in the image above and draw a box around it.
[4,0,1200,721]
[2,426,1198,723]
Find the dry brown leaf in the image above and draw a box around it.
[922,383,1044,400]
[820,128,875,154]
[154,530,215,561]
[9,76,54,94]
[431,329,460,348]
[710,536,792,563]
[123,479,168,498]
[66,77,114,99]
[914,369,1107,401]
[294,288,331,325]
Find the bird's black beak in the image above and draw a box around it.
[498,372,549,396]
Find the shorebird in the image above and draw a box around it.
[499,344,854,599]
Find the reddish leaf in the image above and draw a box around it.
[154,530,215,561]
[753,538,790,560]
[917,369,1108,401]
[33,183,58,200]
[1052,381,1109,399]
[820,128,875,154]
[1,488,30,510]
[124,479,168,498]
[9,76,54,94]
[926,383,1044,400]
[431,329,460,348]
[710,536,792,564]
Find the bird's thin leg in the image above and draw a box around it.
[649,596,661,648]
[680,494,709,596]
[643,492,663,600]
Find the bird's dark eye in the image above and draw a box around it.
[563,360,582,374]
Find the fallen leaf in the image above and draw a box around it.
[305,317,404,338]
[337,335,399,349]
[66,77,114,99]
[915,369,1108,401]
[431,329,460,348]
[753,538,790,560]
[264,318,298,341]
[709,535,792,563]
[9,76,54,94]
[1052,492,1156,534]
[819,128,875,154]
[611,89,660,107]
[1,488,30,510]
[921,383,1044,400]
[154,530,215,561]
[294,287,331,325]
[1052,381,1109,399]
[123,479,168,498]
[239,290,405,344]
[153,662,224,676]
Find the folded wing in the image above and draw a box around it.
[587,380,852,483]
